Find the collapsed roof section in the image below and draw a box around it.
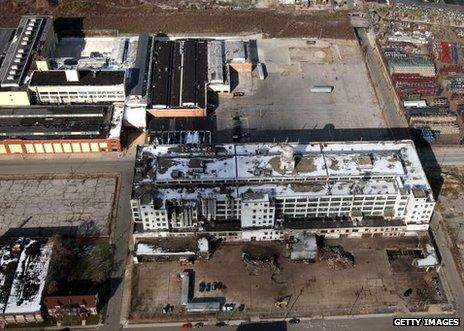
[0,105,121,140]
[0,238,52,316]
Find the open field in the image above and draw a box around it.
[215,38,385,142]
[130,237,448,323]
[0,1,353,39]
[0,174,118,236]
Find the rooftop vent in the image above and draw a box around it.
[65,70,80,82]
[280,145,295,173]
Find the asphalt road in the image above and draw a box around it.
[356,27,407,131]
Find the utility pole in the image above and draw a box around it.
[349,286,364,315]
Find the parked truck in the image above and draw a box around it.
[257,62,266,80]
[310,85,334,93]
[404,100,427,108]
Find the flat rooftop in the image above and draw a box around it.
[149,116,213,145]
[0,105,121,140]
[151,40,207,109]
[29,70,125,86]
[135,141,431,193]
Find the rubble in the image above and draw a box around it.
[241,252,281,276]
[319,245,355,270]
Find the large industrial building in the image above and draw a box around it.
[149,39,208,117]
[148,38,251,117]
[28,69,126,104]
[0,104,123,154]
[130,140,435,241]
[0,16,56,107]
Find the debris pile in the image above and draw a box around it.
[319,245,355,270]
[242,253,280,276]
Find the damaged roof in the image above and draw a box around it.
[0,238,52,315]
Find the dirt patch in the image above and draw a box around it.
[328,157,340,171]
[387,249,446,309]
[0,1,354,39]
[268,156,285,175]
[289,47,334,64]
[130,237,449,322]
[290,182,326,193]
[242,242,282,260]
[295,157,317,173]
[138,237,198,252]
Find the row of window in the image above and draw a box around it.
[276,201,396,207]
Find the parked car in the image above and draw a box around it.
[199,281,206,292]
[181,323,193,329]
[222,303,235,312]
[232,125,242,141]
[212,281,218,290]
[215,321,227,327]
[233,91,245,97]
[205,282,211,292]
[288,318,301,324]
[194,322,204,328]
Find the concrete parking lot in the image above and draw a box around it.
[214,38,385,142]
[130,237,447,323]
[0,175,118,236]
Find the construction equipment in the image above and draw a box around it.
[274,295,291,308]
[179,257,194,266]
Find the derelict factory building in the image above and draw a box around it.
[130,140,436,242]
[0,105,123,154]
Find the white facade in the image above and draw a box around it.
[30,85,126,104]
[240,193,276,228]
[131,141,436,239]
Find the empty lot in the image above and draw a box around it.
[215,38,385,142]
[130,237,448,322]
[0,175,117,236]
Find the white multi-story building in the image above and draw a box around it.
[28,69,126,104]
[131,141,435,241]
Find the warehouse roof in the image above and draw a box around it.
[0,29,15,68]
[0,105,120,140]
[151,40,207,109]
[29,70,125,86]
[128,34,152,98]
